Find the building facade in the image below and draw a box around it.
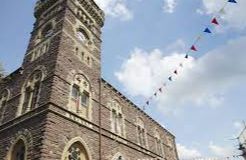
[0,0,179,160]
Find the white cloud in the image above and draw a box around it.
[209,142,234,157]
[177,143,202,159]
[163,0,178,13]
[199,0,246,30]
[115,36,246,114]
[234,121,244,130]
[94,0,133,21]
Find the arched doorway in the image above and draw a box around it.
[61,137,91,160]
[10,139,26,160]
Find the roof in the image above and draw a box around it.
[101,78,176,138]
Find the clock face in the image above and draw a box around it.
[77,31,86,42]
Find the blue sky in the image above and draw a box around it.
[1,0,246,159]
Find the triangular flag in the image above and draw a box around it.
[159,88,162,92]
[191,45,197,51]
[228,0,237,3]
[185,54,189,59]
[174,70,178,75]
[154,92,157,96]
[168,76,172,81]
[204,28,212,33]
[146,101,149,105]
[211,18,219,25]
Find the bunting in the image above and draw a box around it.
[228,0,237,3]
[211,18,219,25]
[174,70,178,75]
[190,45,198,51]
[168,77,172,81]
[141,0,238,111]
[204,28,212,33]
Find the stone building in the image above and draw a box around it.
[0,0,179,160]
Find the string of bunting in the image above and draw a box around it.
[179,154,241,160]
[142,0,238,110]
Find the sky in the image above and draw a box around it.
[0,0,246,159]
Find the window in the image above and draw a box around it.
[137,118,147,147]
[20,70,42,115]
[42,23,53,38]
[72,85,80,100]
[10,139,26,160]
[109,100,125,136]
[81,52,85,61]
[118,113,124,135]
[62,141,89,160]
[155,130,164,156]
[69,74,91,119]
[81,91,89,107]
[112,110,117,133]
[0,89,9,124]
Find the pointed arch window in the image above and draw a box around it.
[69,74,91,119]
[63,141,89,160]
[10,139,27,160]
[137,118,147,147]
[0,89,9,124]
[20,70,42,115]
[109,100,125,136]
[155,130,164,156]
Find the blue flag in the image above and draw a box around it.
[228,0,237,3]
[204,28,212,33]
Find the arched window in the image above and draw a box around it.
[10,139,27,160]
[137,117,147,147]
[20,70,43,115]
[69,74,91,119]
[155,130,164,156]
[41,23,53,38]
[62,139,90,160]
[0,89,9,124]
[108,100,125,136]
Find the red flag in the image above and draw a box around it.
[174,70,178,75]
[191,45,197,51]
[211,18,219,25]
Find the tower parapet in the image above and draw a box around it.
[34,0,104,27]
